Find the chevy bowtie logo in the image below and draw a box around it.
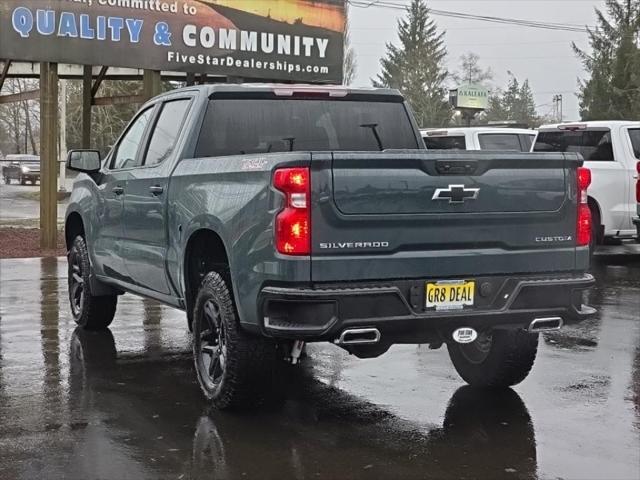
[432,185,480,204]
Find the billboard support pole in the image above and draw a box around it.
[143,70,161,101]
[82,65,92,149]
[40,62,59,250]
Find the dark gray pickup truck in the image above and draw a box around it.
[65,84,595,409]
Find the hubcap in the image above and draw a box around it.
[198,299,226,388]
[68,250,84,317]
[459,331,493,364]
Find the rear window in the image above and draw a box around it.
[534,129,614,161]
[628,128,640,159]
[195,98,419,157]
[478,133,524,151]
[423,135,466,150]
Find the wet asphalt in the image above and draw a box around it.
[0,256,638,480]
[0,180,72,226]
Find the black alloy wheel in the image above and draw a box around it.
[196,299,228,390]
[68,246,85,318]
[458,331,493,364]
[67,235,117,330]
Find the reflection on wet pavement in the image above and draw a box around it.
[0,257,638,480]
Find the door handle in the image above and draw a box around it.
[149,185,164,195]
[112,186,124,195]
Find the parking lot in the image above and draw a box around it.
[0,255,638,480]
[0,179,71,227]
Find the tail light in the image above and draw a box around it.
[577,167,592,246]
[636,162,640,203]
[273,167,310,255]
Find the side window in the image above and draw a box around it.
[478,134,522,151]
[111,108,153,170]
[519,134,535,152]
[628,128,640,159]
[144,99,191,166]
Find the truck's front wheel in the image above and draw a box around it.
[447,329,538,387]
[192,272,278,409]
[68,236,118,330]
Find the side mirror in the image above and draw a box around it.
[67,150,101,173]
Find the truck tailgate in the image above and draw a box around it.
[310,151,581,282]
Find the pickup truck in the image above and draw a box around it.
[534,121,640,245]
[2,154,41,184]
[65,84,596,409]
[421,127,536,152]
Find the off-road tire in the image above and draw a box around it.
[3,176,9,184]
[447,329,538,387]
[192,271,278,410]
[68,235,117,330]
[19,176,26,185]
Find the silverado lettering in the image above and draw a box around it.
[319,242,390,249]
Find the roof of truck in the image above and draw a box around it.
[154,84,403,99]
[539,121,640,130]
[420,127,536,137]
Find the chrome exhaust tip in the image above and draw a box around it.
[336,328,381,345]
[528,316,563,333]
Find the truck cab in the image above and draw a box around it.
[534,121,640,243]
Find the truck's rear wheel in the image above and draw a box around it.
[68,235,118,330]
[192,271,278,409]
[447,329,538,387]
[3,176,9,184]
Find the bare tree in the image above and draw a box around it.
[0,78,40,155]
[452,52,493,86]
[343,5,357,85]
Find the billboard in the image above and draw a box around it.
[450,84,489,110]
[0,0,346,83]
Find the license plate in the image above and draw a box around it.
[426,280,475,311]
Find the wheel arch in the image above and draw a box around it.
[587,196,604,243]
[183,228,232,326]
[65,211,86,251]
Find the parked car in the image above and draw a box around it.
[65,84,595,409]
[2,154,41,185]
[421,127,536,152]
[534,121,640,245]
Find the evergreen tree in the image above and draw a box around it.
[484,74,540,126]
[373,0,451,127]
[573,0,640,120]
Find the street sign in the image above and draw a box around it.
[0,0,346,83]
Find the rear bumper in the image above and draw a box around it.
[258,273,596,343]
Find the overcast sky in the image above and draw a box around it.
[349,0,605,121]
